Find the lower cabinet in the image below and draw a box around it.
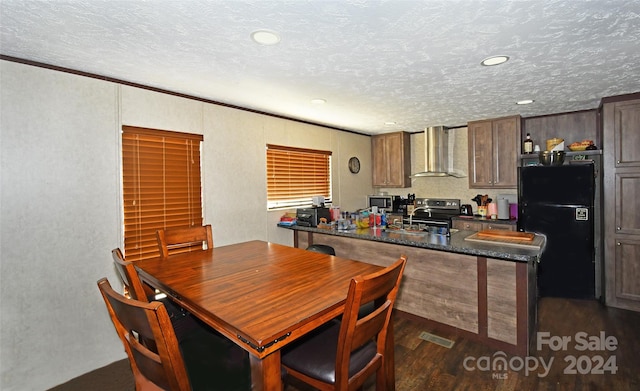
[394,250,479,334]
[613,238,640,307]
[452,219,516,231]
[486,259,518,345]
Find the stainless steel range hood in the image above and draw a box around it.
[411,126,465,178]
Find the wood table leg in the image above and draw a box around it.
[385,319,396,390]
[250,350,282,391]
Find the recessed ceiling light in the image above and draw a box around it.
[251,29,280,45]
[516,99,535,105]
[384,121,397,126]
[481,55,510,66]
[311,98,326,105]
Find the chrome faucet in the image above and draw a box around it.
[409,206,431,226]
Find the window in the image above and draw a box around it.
[266,144,332,209]
[121,126,203,261]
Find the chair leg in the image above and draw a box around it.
[376,363,388,391]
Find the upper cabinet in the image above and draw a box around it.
[467,115,521,189]
[372,131,411,187]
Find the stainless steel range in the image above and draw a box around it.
[403,198,461,236]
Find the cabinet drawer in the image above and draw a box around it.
[453,220,515,231]
[453,220,484,231]
[483,222,515,231]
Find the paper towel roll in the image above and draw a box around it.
[497,198,510,220]
[487,202,498,219]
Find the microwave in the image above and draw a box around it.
[367,195,393,211]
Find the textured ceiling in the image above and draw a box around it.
[1,0,639,135]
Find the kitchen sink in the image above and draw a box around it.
[388,229,429,236]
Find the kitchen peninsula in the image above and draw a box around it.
[280,225,545,356]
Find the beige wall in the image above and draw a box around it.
[0,60,373,390]
[0,59,512,390]
[1,61,123,390]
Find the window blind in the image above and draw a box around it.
[122,126,203,261]
[266,144,332,209]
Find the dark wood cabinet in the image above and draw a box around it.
[372,131,411,187]
[602,93,640,312]
[468,116,520,188]
[522,109,599,152]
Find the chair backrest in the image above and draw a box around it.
[112,248,154,302]
[156,225,213,258]
[335,256,407,390]
[97,278,191,391]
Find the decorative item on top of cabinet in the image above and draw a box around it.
[372,131,411,187]
[521,109,599,157]
[602,92,640,313]
[468,115,521,189]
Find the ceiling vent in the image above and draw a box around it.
[411,126,465,178]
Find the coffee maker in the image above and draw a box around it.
[392,193,415,214]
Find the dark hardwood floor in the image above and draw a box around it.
[51,297,639,390]
[286,297,640,391]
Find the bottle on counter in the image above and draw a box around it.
[523,133,534,154]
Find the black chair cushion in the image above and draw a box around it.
[281,320,377,384]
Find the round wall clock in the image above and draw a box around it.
[348,156,360,174]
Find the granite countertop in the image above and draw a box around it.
[281,225,544,263]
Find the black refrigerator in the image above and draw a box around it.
[518,164,595,299]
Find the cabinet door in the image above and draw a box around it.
[614,238,640,308]
[468,120,494,188]
[615,172,640,235]
[492,117,519,188]
[613,100,640,167]
[384,132,410,187]
[372,132,411,187]
[371,135,388,186]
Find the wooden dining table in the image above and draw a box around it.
[134,240,385,391]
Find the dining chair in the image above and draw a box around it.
[112,248,155,301]
[98,277,192,390]
[156,224,213,258]
[111,248,196,341]
[281,255,407,391]
[98,278,251,391]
